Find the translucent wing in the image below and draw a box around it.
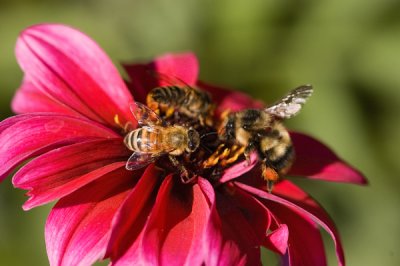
[130,102,166,126]
[126,151,159,171]
[150,71,192,88]
[264,85,313,119]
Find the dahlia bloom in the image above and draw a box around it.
[0,24,367,266]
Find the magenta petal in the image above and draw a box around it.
[13,138,130,210]
[45,168,136,266]
[235,181,345,266]
[140,175,211,266]
[150,52,199,86]
[16,24,133,125]
[267,202,326,266]
[12,77,77,116]
[218,152,258,183]
[265,225,289,255]
[106,164,162,263]
[290,132,367,185]
[197,81,264,116]
[0,114,119,182]
[123,52,199,103]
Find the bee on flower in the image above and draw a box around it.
[0,24,366,266]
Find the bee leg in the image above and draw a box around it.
[168,155,190,182]
[244,141,257,166]
[261,161,279,193]
[165,107,175,118]
[203,144,225,168]
[220,145,245,167]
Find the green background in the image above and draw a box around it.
[0,0,399,265]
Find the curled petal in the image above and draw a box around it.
[13,138,130,210]
[267,203,326,266]
[290,132,368,185]
[140,175,211,266]
[235,180,345,266]
[107,164,163,264]
[265,224,289,255]
[0,114,119,182]
[218,152,258,184]
[45,168,136,266]
[12,77,77,116]
[16,24,133,125]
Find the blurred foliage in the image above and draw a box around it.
[1,0,399,265]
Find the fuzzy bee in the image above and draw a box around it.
[124,102,200,178]
[218,85,313,190]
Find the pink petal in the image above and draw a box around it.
[45,167,136,266]
[123,52,199,102]
[106,164,163,264]
[140,175,211,266]
[267,202,326,266]
[16,24,133,126]
[265,225,289,255]
[235,180,345,266]
[0,114,119,182]
[290,132,367,185]
[197,81,264,116]
[12,77,78,116]
[13,138,130,210]
[218,152,258,183]
[203,188,263,266]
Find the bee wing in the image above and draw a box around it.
[126,151,160,171]
[151,71,192,88]
[130,102,167,126]
[264,85,313,119]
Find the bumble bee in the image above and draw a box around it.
[146,84,214,126]
[219,85,313,190]
[124,102,200,177]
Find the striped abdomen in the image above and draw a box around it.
[124,127,164,153]
[147,86,212,118]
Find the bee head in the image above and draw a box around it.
[186,128,200,152]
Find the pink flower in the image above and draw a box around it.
[0,24,367,266]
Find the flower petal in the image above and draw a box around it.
[197,81,264,116]
[267,202,326,266]
[290,132,367,185]
[0,114,119,182]
[203,189,263,266]
[265,224,289,255]
[235,180,345,266]
[140,175,211,266]
[45,167,136,266]
[13,138,130,210]
[16,24,133,125]
[218,152,258,184]
[123,52,199,103]
[106,164,162,264]
[12,77,77,116]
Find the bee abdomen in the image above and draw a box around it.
[266,145,294,172]
[124,128,160,153]
[150,86,186,105]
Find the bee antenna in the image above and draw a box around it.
[200,131,218,140]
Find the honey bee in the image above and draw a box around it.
[146,84,214,126]
[124,102,200,177]
[218,85,313,190]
